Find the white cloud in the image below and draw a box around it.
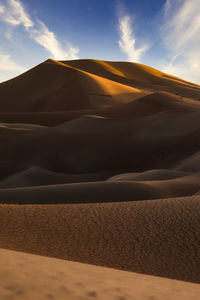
[0,0,79,60]
[161,0,200,83]
[118,15,149,62]
[30,20,79,60]
[0,0,33,28]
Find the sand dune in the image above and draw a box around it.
[0,59,149,112]
[0,122,46,130]
[0,90,199,126]
[1,248,200,300]
[0,172,200,204]
[0,59,200,113]
[0,167,112,188]
[108,169,189,181]
[176,151,200,172]
[0,167,189,189]
[0,59,200,297]
[0,106,199,175]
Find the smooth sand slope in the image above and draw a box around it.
[0,173,200,204]
[1,248,200,300]
[0,59,200,297]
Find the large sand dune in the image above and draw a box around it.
[0,59,200,298]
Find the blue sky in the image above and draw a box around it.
[0,0,200,83]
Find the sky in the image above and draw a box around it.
[0,0,200,84]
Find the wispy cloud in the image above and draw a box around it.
[118,15,149,62]
[164,0,172,14]
[0,0,79,60]
[0,0,33,28]
[161,0,200,83]
[30,20,79,60]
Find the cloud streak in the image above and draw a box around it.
[30,21,79,60]
[161,0,200,83]
[0,0,33,28]
[118,15,149,62]
[0,0,79,60]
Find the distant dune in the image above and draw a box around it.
[0,59,200,298]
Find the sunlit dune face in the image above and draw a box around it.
[79,71,147,107]
[94,60,125,77]
[46,59,149,108]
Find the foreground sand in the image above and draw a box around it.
[0,59,200,297]
[1,195,200,283]
[1,248,200,300]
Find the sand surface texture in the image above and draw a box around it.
[0,59,200,298]
[1,248,200,300]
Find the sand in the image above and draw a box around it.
[0,59,200,298]
[1,248,200,300]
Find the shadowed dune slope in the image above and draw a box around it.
[0,167,112,189]
[0,173,200,204]
[0,196,200,283]
[107,169,188,181]
[0,104,200,177]
[0,248,200,300]
[0,89,199,126]
[0,60,90,112]
[176,151,200,172]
